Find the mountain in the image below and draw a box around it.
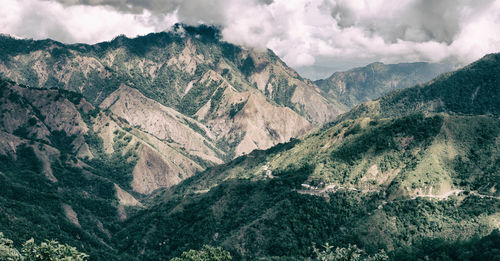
[0,24,344,192]
[338,53,500,120]
[116,54,500,260]
[315,61,453,108]
[0,24,342,260]
[1,24,499,260]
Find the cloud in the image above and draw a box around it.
[0,0,178,43]
[1,0,500,79]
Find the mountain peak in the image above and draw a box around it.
[168,23,222,41]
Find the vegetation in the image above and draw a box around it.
[0,233,88,261]
[180,78,221,116]
[0,232,23,261]
[313,243,388,261]
[229,101,246,118]
[170,245,232,261]
[117,168,499,259]
[266,74,297,109]
[84,128,137,190]
[22,238,88,261]
[392,229,500,261]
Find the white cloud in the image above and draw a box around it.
[0,0,178,44]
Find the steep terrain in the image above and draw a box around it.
[0,25,341,260]
[316,62,453,108]
[116,54,500,260]
[0,25,341,163]
[0,78,142,259]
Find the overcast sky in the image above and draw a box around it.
[1,0,500,79]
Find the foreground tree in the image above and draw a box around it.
[0,233,23,261]
[314,243,388,261]
[22,238,88,261]
[0,232,88,261]
[170,245,232,261]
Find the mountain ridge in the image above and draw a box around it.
[0,24,340,194]
[315,61,454,108]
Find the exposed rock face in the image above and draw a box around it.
[100,85,221,164]
[62,203,80,227]
[114,184,142,207]
[230,93,311,156]
[131,144,193,194]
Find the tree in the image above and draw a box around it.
[0,232,23,261]
[21,238,88,261]
[170,245,232,261]
[313,243,388,261]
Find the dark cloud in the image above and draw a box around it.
[328,0,494,44]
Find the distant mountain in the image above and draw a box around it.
[315,61,453,108]
[116,54,500,260]
[338,53,500,121]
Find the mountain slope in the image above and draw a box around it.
[315,62,453,108]
[2,27,499,261]
[0,25,341,158]
[184,53,500,199]
[0,78,142,259]
[0,25,343,196]
[116,54,500,260]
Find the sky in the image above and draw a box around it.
[1,0,500,79]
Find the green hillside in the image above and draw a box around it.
[116,114,500,260]
[0,78,139,260]
[113,54,500,259]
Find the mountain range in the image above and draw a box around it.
[1,24,498,260]
[0,25,452,195]
[115,52,500,260]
